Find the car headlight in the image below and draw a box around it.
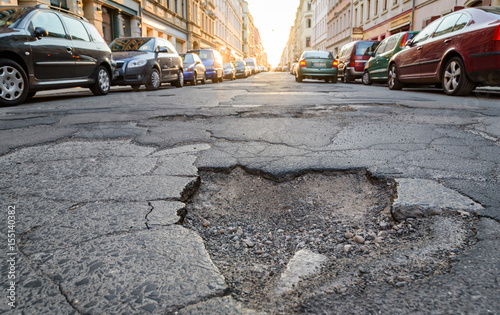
[128,59,147,69]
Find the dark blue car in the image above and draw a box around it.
[186,49,224,83]
[180,53,206,85]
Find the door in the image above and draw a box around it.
[374,35,398,80]
[28,11,75,80]
[369,38,388,80]
[157,39,177,81]
[61,15,98,78]
[419,13,469,79]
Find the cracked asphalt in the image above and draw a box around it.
[1,73,499,314]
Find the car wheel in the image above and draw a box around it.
[296,74,303,82]
[362,71,373,85]
[145,68,161,91]
[201,72,207,85]
[212,76,218,83]
[331,76,338,84]
[324,78,330,83]
[131,84,141,91]
[25,91,36,102]
[90,65,110,96]
[388,64,404,90]
[174,69,184,88]
[191,71,197,85]
[0,59,29,107]
[219,74,224,83]
[442,57,475,96]
[343,71,351,83]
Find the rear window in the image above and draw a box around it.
[303,51,333,59]
[235,61,245,66]
[181,54,194,63]
[110,38,155,52]
[479,7,500,19]
[192,50,214,61]
[223,63,232,69]
[245,60,255,66]
[0,8,29,28]
[355,42,379,56]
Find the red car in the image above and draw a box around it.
[388,7,500,96]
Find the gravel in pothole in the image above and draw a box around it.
[183,167,477,313]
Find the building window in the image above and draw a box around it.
[307,19,311,28]
[367,0,371,20]
[307,1,312,10]
[50,0,68,9]
[306,37,311,47]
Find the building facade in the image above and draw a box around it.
[312,0,328,51]
[213,0,244,62]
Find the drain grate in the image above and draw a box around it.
[183,167,476,313]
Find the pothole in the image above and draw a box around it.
[183,167,477,313]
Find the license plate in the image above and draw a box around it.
[313,62,326,67]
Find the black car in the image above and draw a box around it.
[0,5,115,106]
[110,37,183,91]
[234,60,249,78]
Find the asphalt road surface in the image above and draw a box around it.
[1,73,499,314]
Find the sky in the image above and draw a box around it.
[247,0,301,67]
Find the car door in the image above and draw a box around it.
[375,35,398,80]
[418,13,464,79]
[156,38,171,82]
[369,38,388,80]
[60,15,98,79]
[398,19,440,79]
[194,54,204,80]
[28,11,75,80]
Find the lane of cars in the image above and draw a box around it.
[294,6,500,96]
[0,5,266,106]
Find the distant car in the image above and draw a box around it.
[234,60,250,78]
[295,50,338,83]
[223,62,236,80]
[180,53,206,85]
[337,40,380,83]
[290,63,298,75]
[245,58,258,74]
[389,7,500,96]
[187,49,224,83]
[363,31,419,85]
[275,66,282,72]
[110,37,183,90]
[0,5,115,106]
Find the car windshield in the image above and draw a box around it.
[355,42,379,56]
[303,51,333,59]
[181,54,194,63]
[191,51,214,61]
[235,61,245,67]
[479,7,500,19]
[109,38,155,52]
[246,61,255,66]
[0,7,29,28]
[223,63,232,69]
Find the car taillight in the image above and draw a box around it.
[332,60,338,68]
[493,24,500,41]
[349,60,355,67]
[299,60,306,67]
[400,33,408,47]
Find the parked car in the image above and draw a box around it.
[245,58,258,74]
[187,49,224,83]
[234,60,250,78]
[295,50,338,83]
[0,5,115,106]
[388,7,500,96]
[363,31,419,85]
[223,62,236,80]
[110,37,183,90]
[180,53,206,85]
[289,63,298,75]
[337,40,380,83]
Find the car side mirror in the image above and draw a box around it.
[405,40,413,47]
[158,47,169,53]
[34,27,48,38]
[195,61,201,65]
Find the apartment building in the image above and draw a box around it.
[312,0,329,51]
[214,0,244,61]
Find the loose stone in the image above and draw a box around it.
[374,237,384,244]
[344,245,353,253]
[353,235,365,244]
[202,219,210,227]
[345,232,354,239]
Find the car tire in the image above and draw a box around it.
[331,76,338,84]
[0,60,29,107]
[388,64,404,90]
[343,71,351,83]
[442,57,475,96]
[90,65,110,96]
[296,74,303,82]
[191,71,197,85]
[219,74,224,83]
[173,69,184,88]
[324,78,330,83]
[362,71,373,85]
[25,91,36,102]
[145,68,161,91]
[212,76,218,83]
[131,84,141,91]
[201,72,207,85]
